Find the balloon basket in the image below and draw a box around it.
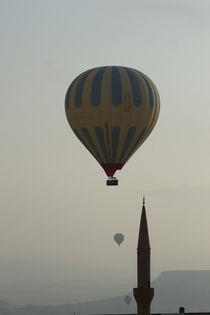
[106,177,118,186]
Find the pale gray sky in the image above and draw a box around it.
[1,0,210,303]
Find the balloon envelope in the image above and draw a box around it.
[124,296,132,305]
[65,66,160,177]
[114,233,124,246]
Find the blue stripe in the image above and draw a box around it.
[119,127,136,162]
[95,127,108,161]
[140,73,154,108]
[65,87,71,110]
[73,129,90,152]
[81,128,103,162]
[111,67,122,106]
[73,128,99,160]
[123,68,142,107]
[65,75,81,110]
[91,67,106,106]
[74,69,93,107]
[122,128,147,163]
[111,127,120,162]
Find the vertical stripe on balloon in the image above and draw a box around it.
[119,127,136,162]
[111,126,120,162]
[81,128,103,162]
[72,128,102,162]
[140,73,154,108]
[95,126,108,161]
[73,129,90,152]
[75,69,93,107]
[91,67,106,106]
[111,67,122,106]
[123,68,142,107]
[65,75,82,110]
[122,128,147,163]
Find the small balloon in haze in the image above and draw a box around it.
[114,233,124,246]
[124,296,132,305]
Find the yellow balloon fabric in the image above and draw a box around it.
[65,66,160,177]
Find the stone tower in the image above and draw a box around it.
[133,198,154,315]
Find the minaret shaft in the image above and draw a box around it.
[133,200,154,315]
[137,247,151,288]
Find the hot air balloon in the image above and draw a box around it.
[114,233,124,246]
[65,66,160,185]
[124,296,132,305]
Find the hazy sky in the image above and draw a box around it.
[1,0,210,303]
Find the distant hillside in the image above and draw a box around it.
[0,259,132,304]
[152,270,210,313]
[1,269,210,314]
[0,296,135,315]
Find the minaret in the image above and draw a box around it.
[133,198,154,315]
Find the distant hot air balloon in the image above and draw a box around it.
[124,296,132,305]
[65,66,160,185]
[114,233,124,246]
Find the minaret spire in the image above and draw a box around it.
[133,198,154,315]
